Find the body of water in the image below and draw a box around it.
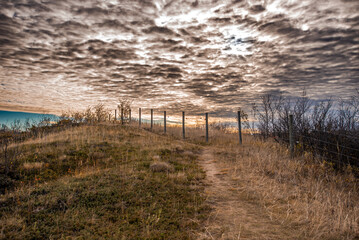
[0,111,59,130]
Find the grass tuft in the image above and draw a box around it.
[150,161,174,173]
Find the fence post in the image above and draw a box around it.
[139,108,141,127]
[238,111,242,144]
[289,114,294,158]
[164,111,166,134]
[115,109,117,122]
[121,108,124,125]
[108,113,111,122]
[182,111,185,139]
[129,109,131,124]
[205,113,209,143]
[151,109,153,130]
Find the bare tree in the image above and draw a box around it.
[253,94,278,137]
[117,99,132,124]
[94,103,108,123]
[293,90,311,134]
[83,106,94,123]
[311,99,333,131]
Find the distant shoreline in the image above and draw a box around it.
[0,110,59,129]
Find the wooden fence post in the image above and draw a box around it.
[121,108,124,125]
[115,109,117,122]
[238,111,242,145]
[139,108,141,127]
[164,111,166,134]
[289,114,294,158]
[151,109,153,130]
[182,111,185,139]
[129,109,131,124]
[108,113,111,122]
[205,113,209,143]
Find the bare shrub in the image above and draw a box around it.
[117,98,132,124]
[83,106,95,123]
[94,103,108,123]
[253,90,359,166]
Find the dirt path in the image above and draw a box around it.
[197,148,299,240]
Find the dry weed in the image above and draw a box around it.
[22,162,44,170]
[213,136,359,239]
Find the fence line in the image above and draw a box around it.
[305,145,357,162]
[313,130,359,140]
[205,113,209,143]
[112,108,244,144]
[297,134,359,152]
[150,109,153,130]
[279,114,359,165]
[182,111,185,140]
[238,111,242,145]
[164,111,167,134]
[139,108,141,127]
[111,109,358,167]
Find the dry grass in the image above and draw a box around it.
[210,136,359,239]
[0,124,209,239]
[150,161,174,173]
[2,120,358,239]
[136,119,359,238]
[22,162,44,170]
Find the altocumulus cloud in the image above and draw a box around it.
[0,0,358,115]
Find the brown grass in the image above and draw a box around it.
[0,123,208,239]
[208,136,359,239]
[2,119,358,239]
[123,122,359,238]
[22,162,44,170]
[150,161,174,173]
[145,121,359,238]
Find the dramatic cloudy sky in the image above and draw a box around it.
[0,0,358,116]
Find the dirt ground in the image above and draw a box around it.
[197,148,302,240]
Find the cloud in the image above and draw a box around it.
[249,5,266,14]
[0,0,358,116]
[0,14,22,49]
[143,26,175,35]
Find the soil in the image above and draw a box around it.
[197,148,301,240]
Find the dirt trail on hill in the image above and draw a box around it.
[197,148,300,240]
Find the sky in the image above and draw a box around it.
[0,0,358,117]
[0,110,58,128]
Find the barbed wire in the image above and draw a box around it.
[274,134,359,163]
[305,145,359,162]
[296,134,359,152]
[311,130,359,140]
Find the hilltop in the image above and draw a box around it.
[0,122,358,239]
[0,124,208,239]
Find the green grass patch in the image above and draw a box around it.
[0,125,209,239]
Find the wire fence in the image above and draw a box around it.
[1,105,358,169]
[269,116,359,167]
[112,107,359,168]
[111,107,243,146]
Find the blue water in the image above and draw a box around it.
[0,111,59,130]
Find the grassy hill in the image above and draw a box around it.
[0,124,209,239]
[1,122,358,239]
